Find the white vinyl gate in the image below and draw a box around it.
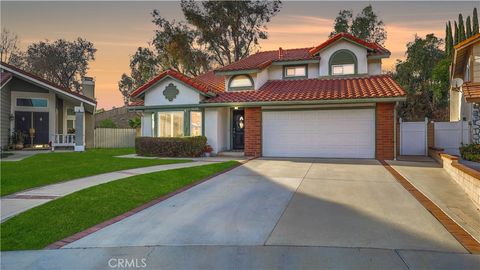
[400,118,427,156]
[434,121,470,156]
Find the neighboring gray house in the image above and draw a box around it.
[0,62,96,150]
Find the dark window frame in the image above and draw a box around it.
[283,64,308,79]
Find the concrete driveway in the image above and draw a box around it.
[66,158,465,253]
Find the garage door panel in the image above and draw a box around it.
[262,109,375,158]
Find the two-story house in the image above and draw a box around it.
[129,33,407,159]
[450,33,480,143]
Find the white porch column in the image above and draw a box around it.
[74,105,85,152]
[204,108,229,155]
[141,112,153,137]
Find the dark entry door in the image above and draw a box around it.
[14,111,49,145]
[33,112,49,144]
[232,109,245,150]
[14,111,31,141]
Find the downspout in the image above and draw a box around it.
[393,102,398,160]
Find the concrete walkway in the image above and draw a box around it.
[0,161,217,222]
[2,245,479,270]
[388,159,480,243]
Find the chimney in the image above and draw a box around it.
[278,47,284,59]
[81,77,95,99]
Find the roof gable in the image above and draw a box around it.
[0,62,96,105]
[309,33,390,56]
[130,69,222,98]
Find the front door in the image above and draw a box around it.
[232,109,245,150]
[33,112,49,144]
[14,111,49,145]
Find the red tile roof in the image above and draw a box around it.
[129,100,144,106]
[463,82,480,102]
[215,33,389,73]
[0,72,12,87]
[309,32,390,56]
[0,62,96,104]
[203,75,405,104]
[130,69,223,98]
[215,47,318,72]
[195,70,225,92]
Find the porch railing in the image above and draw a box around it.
[52,134,75,150]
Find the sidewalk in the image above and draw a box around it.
[1,245,479,270]
[387,159,480,243]
[1,161,218,222]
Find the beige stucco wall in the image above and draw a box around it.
[144,78,201,106]
[318,40,369,76]
[473,43,480,83]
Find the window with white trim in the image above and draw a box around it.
[190,111,202,136]
[158,111,184,137]
[332,64,355,75]
[284,66,307,78]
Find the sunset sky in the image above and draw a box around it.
[2,1,479,109]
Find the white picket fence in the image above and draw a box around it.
[434,121,470,156]
[94,128,136,148]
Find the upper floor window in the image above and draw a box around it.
[229,75,254,90]
[16,98,48,107]
[329,50,357,76]
[284,65,307,78]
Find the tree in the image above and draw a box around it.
[330,5,387,45]
[180,0,282,66]
[13,38,96,92]
[151,14,210,76]
[466,16,472,38]
[329,10,352,37]
[128,117,141,129]
[118,74,135,105]
[474,8,479,34]
[0,28,19,63]
[98,118,116,128]
[445,22,453,57]
[458,14,466,42]
[119,0,281,101]
[454,21,459,44]
[431,58,451,108]
[394,34,445,120]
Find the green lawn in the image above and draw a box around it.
[0,148,190,196]
[0,161,238,251]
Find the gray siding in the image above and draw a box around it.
[1,83,12,149]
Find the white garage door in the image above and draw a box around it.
[262,109,375,158]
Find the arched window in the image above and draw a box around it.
[329,49,357,76]
[229,75,254,90]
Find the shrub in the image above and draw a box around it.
[459,144,480,162]
[135,136,207,157]
[98,118,117,128]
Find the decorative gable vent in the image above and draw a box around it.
[163,83,179,102]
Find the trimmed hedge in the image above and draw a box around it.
[459,143,480,162]
[135,136,207,157]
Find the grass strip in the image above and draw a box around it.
[0,161,238,251]
[1,148,189,196]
